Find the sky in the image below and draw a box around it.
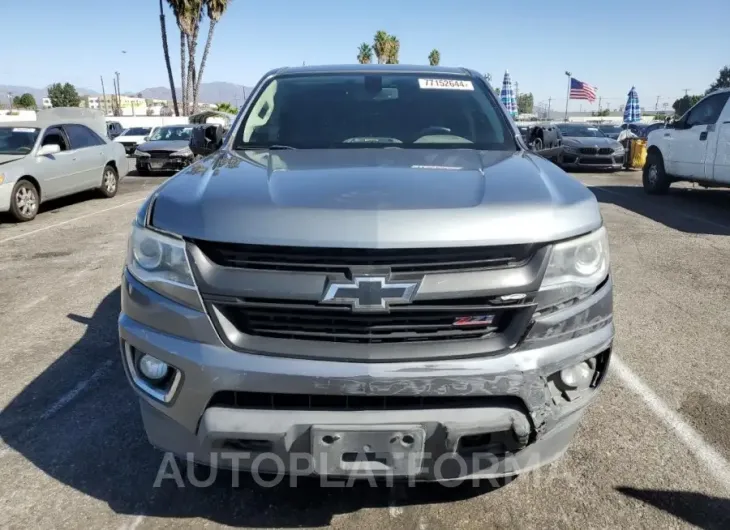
[2,0,729,112]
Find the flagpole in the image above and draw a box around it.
[564,71,572,121]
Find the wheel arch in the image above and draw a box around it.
[17,175,42,202]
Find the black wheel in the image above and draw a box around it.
[9,179,39,222]
[98,164,119,198]
[642,151,671,195]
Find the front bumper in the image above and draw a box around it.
[119,270,614,480]
[558,152,624,170]
[0,181,13,213]
[135,157,192,173]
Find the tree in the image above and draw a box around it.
[591,108,610,117]
[495,87,501,96]
[386,35,399,64]
[706,65,730,94]
[47,83,81,107]
[146,107,155,116]
[194,0,230,113]
[160,105,173,117]
[215,102,237,114]
[517,92,534,114]
[159,0,180,116]
[13,93,37,109]
[357,43,373,64]
[428,49,440,66]
[373,31,389,64]
[672,94,702,116]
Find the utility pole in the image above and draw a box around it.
[100,76,108,115]
[115,71,121,115]
[655,96,660,112]
[564,71,572,121]
[598,96,602,111]
[682,88,690,96]
[7,92,13,111]
[547,97,552,120]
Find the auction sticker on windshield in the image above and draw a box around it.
[418,79,474,90]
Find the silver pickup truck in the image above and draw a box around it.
[119,64,614,482]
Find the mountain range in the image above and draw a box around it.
[0,82,254,107]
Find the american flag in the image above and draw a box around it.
[570,77,597,103]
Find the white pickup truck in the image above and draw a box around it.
[643,88,730,194]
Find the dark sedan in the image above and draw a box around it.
[133,125,199,175]
[555,124,624,171]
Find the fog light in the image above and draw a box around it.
[138,354,169,380]
[559,360,594,390]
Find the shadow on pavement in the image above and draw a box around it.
[1,287,506,528]
[617,487,730,530]
[590,185,730,236]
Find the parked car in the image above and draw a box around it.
[120,64,614,483]
[554,123,624,170]
[106,121,124,140]
[114,126,153,155]
[625,121,665,139]
[644,88,730,193]
[132,125,198,175]
[0,109,127,221]
[597,124,622,140]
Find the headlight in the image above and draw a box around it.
[613,145,625,153]
[563,145,579,154]
[535,227,610,312]
[134,149,149,158]
[170,146,192,158]
[126,223,201,309]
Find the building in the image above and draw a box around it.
[78,96,100,110]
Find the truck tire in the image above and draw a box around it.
[643,151,671,195]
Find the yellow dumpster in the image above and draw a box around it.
[629,139,647,169]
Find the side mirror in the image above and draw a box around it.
[190,125,223,156]
[38,144,61,156]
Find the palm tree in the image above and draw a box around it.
[159,0,179,116]
[357,43,373,64]
[428,49,440,66]
[185,1,204,115]
[194,0,229,112]
[373,31,389,64]
[167,0,188,114]
[386,35,399,64]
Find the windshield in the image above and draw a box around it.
[148,126,194,141]
[598,125,621,134]
[0,127,40,155]
[123,127,151,136]
[557,125,606,138]
[233,73,516,150]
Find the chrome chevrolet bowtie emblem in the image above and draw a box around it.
[321,276,420,312]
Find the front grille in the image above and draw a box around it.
[214,298,524,343]
[208,390,521,411]
[579,147,598,155]
[146,150,171,158]
[598,147,614,155]
[194,241,536,274]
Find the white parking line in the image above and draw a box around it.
[0,198,144,245]
[40,360,113,420]
[612,355,730,494]
[593,185,730,232]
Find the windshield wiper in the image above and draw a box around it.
[236,144,297,150]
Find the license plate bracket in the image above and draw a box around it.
[311,424,425,477]
[149,160,166,169]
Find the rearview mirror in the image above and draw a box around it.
[38,144,61,156]
[190,125,223,157]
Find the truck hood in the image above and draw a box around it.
[136,140,189,152]
[149,148,602,247]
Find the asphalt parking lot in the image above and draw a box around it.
[1,159,729,529]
